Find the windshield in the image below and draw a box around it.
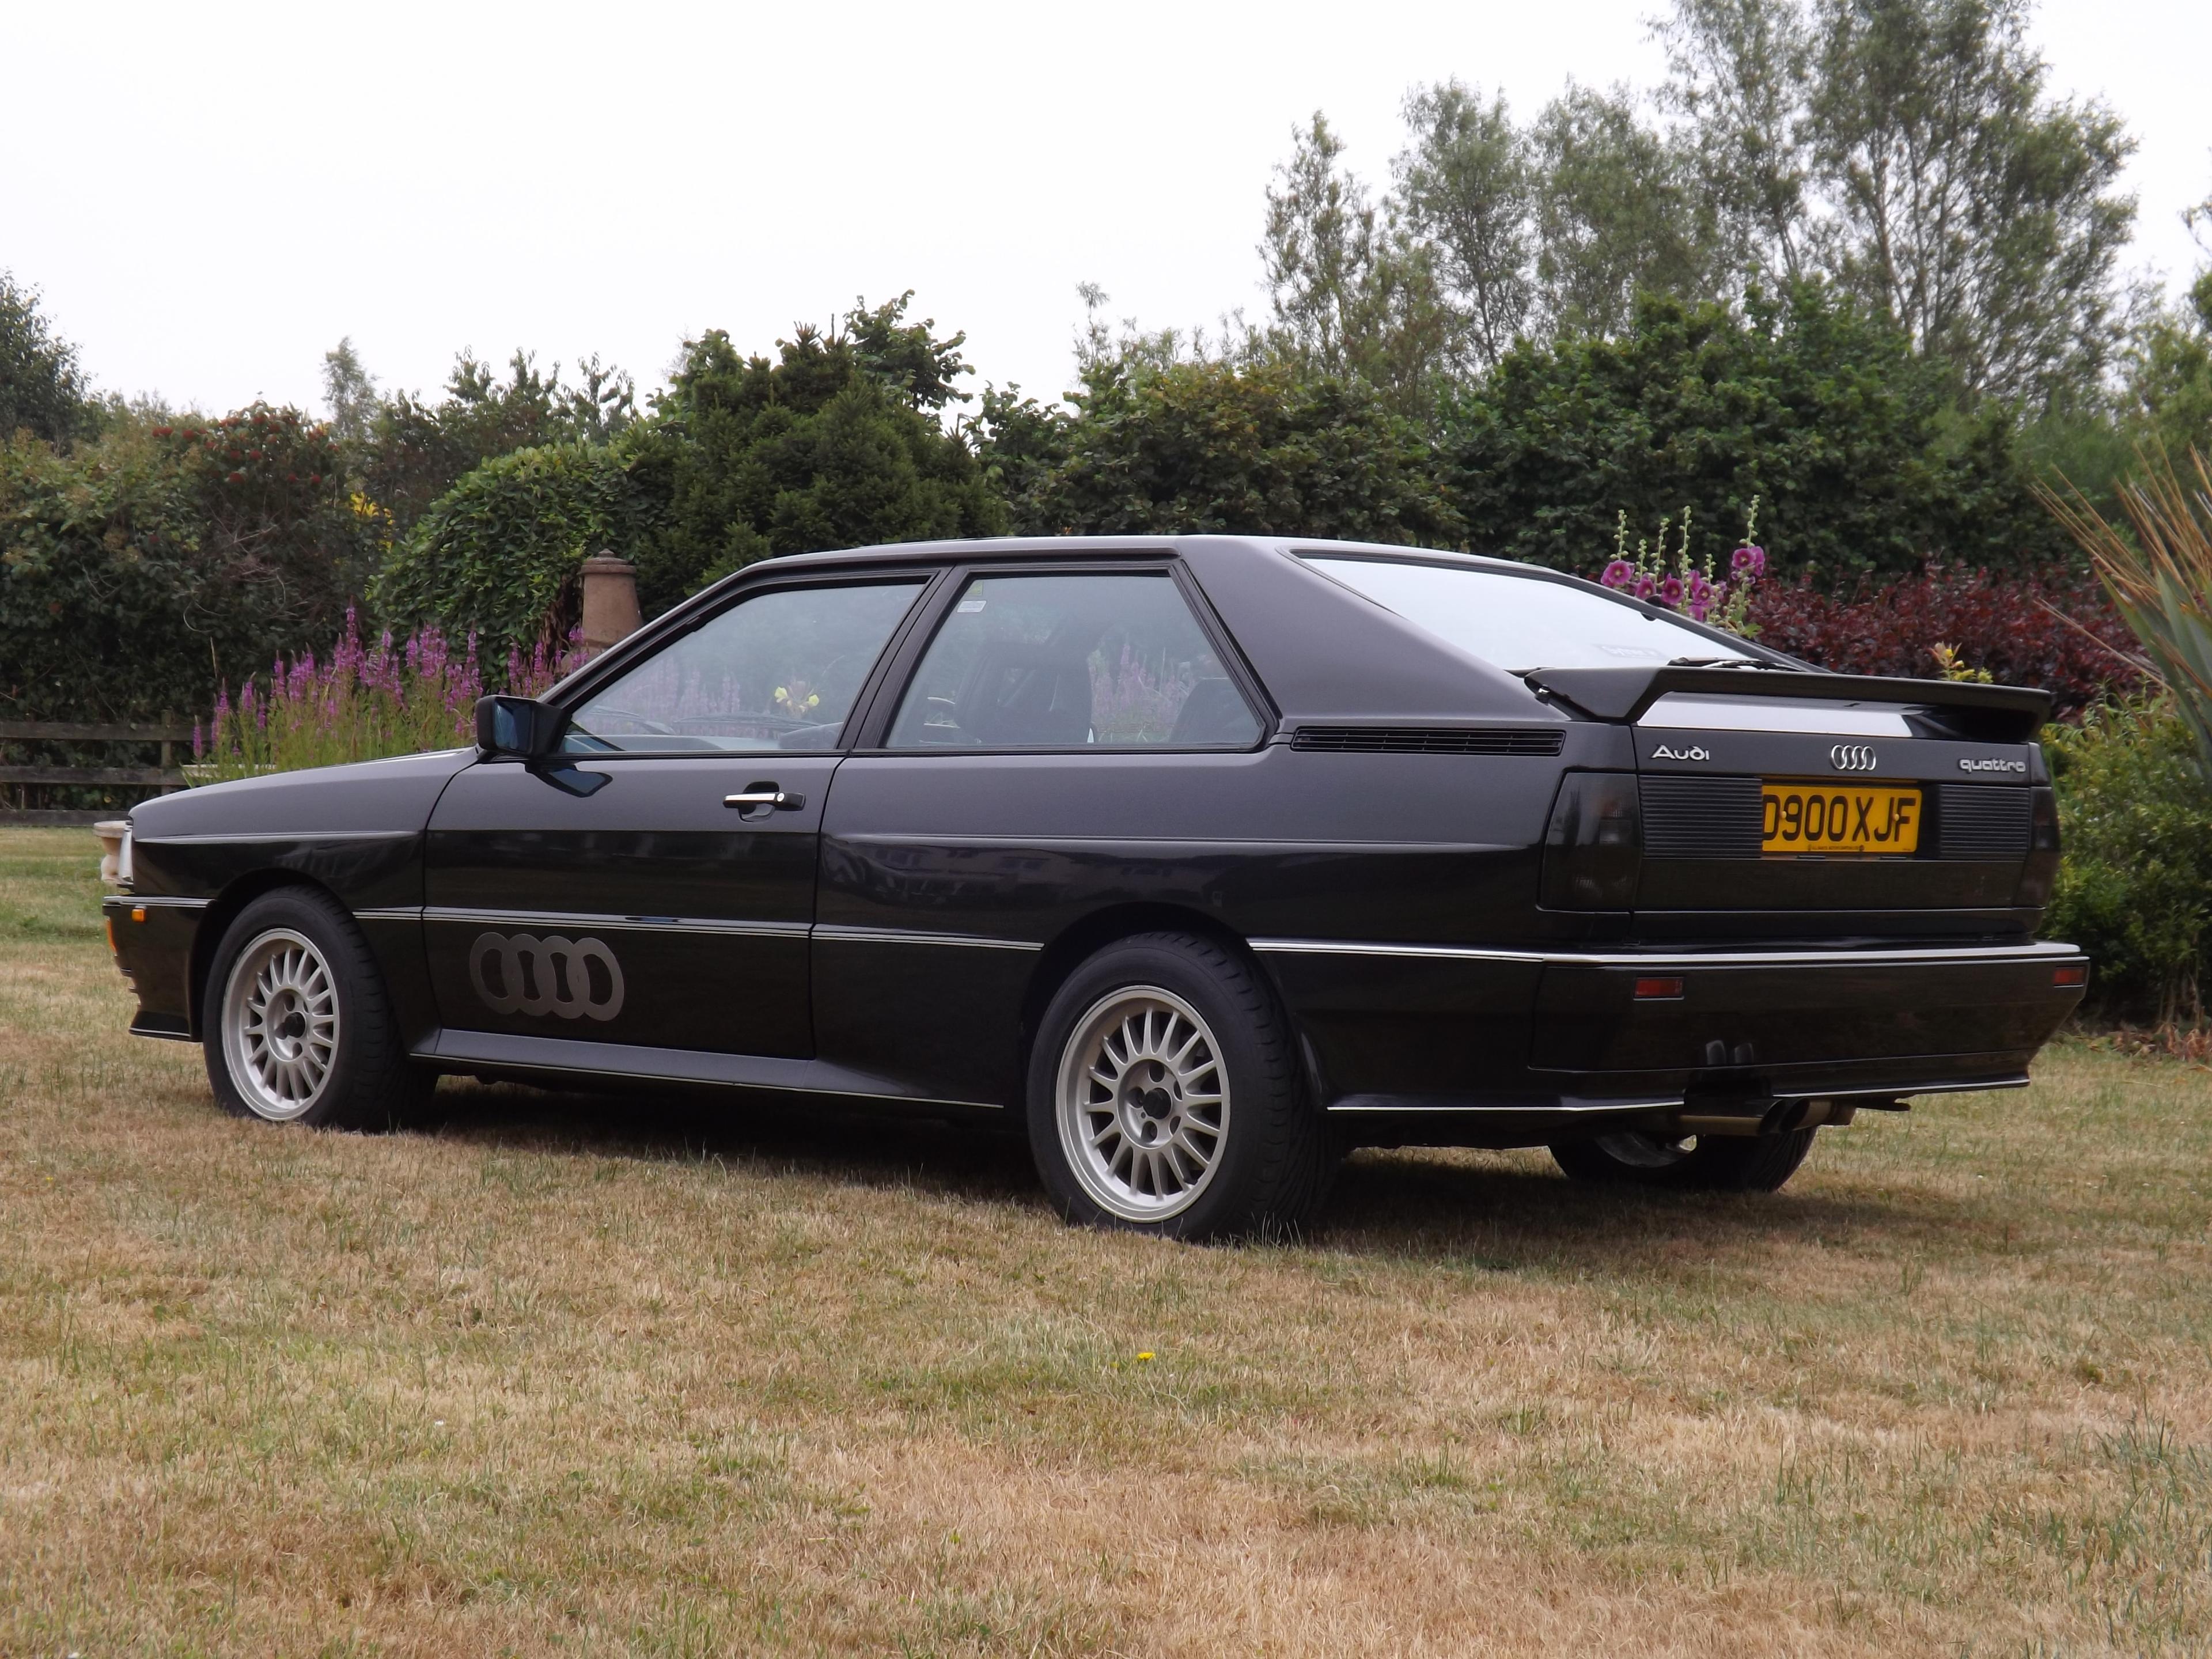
[1303,556,1743,673]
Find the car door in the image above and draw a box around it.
[422,572,933,1059]
[813,561,1270,1103]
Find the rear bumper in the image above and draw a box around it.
[1254,937,2085,1135]
[1525,940,2085,1076]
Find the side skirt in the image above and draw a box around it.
[414,1028,1007,1113]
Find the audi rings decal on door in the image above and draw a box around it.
[469,933,626,1021]
[1829,744,1880,772]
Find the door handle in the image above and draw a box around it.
[724,785,805,812]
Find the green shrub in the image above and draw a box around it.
[1441,285,2073,582]
[998,356,1460,543]
[370,442,653,665]
[1,408,374,721]
[2044,702,2212,1024]
[629,308,1003,616]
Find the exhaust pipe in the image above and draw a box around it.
[1674,1099,1858,1138]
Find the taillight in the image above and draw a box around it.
[2017,785,2060,906]
[1541,772,1641,910]
[2054,963,2088,989]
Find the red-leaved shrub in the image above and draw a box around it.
[1744,566,2144,719]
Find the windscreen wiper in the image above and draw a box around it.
[1666,655,1782,669]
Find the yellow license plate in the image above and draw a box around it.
[1761,780,1921,855]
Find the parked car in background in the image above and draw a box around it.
[104,536,2086,1236]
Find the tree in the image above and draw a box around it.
[1259,115,1451,414]
[845,291,975,411]
[2118,189,2212,463]
[1662,0,2138,407]
[321,337,381,451]
[353,349,638,537]
[1530,84,1723,339]
[0,272,95,446]
[1657,0,1816,283]
[1006,345,1459,545]
[1393,81,1537,371]
[628,300,1003,615]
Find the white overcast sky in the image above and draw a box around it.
[6,0,2209,419]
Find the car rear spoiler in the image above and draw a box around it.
[1522,665,2052,744]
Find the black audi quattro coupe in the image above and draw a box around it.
[104,536,2087,1237]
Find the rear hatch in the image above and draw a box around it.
[1529,665,2058,938]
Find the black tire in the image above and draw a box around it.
[200,886,431,1131]
[1548,1126,1817,1193]
[1026,931,1335,1240]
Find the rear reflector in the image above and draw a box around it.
[2053,964,2088,988]
[1634,976,1685,1000]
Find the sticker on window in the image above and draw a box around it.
[956,598,987,613]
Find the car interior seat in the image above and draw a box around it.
[956,642,1095,746]
[1168,677,1256,745]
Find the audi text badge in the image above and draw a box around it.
[469,933,626,1021]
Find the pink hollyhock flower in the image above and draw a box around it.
[1659,575,1684,607]
[1601,559,1634,588]
[1634,574,1657,600]
[1731,544,1766,576]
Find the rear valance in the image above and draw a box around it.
[1522,666,2051,744]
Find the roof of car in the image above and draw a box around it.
[751,533,1531,573]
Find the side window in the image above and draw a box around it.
[888,571,1262,750]
[564,579,926,753]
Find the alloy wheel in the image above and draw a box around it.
[221,927,341,1120]
[1055,986,1231,1222]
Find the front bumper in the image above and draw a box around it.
[104,893,207,1040]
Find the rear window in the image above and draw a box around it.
[1303,555,1734,673]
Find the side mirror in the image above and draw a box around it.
[474,695,566,760]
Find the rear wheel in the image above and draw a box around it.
[202,887,429,1130]
[1549,1126,1816,1193]
[1027,932,1334,1240]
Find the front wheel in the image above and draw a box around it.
[202,887,430,1130]
[1027,932,1334,1240]
[1550,1126,1816,1192]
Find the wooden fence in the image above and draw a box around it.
[0,719,193,827]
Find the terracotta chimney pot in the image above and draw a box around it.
[578,552,642,658]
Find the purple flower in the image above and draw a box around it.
[1731,544,1766,577]
[1634,574,1657,600]
[1688,601,1709,623]
[1659,575,1684,607]
[1690,574,1714,605]
[1601,559,1634,588]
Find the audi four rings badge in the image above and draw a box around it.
[1651,743,1710,762]
[1830,744,1879,771]
[1959,756,2028,773]
[469,932,626,1021]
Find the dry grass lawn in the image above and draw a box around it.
[3,824,2210,1656]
